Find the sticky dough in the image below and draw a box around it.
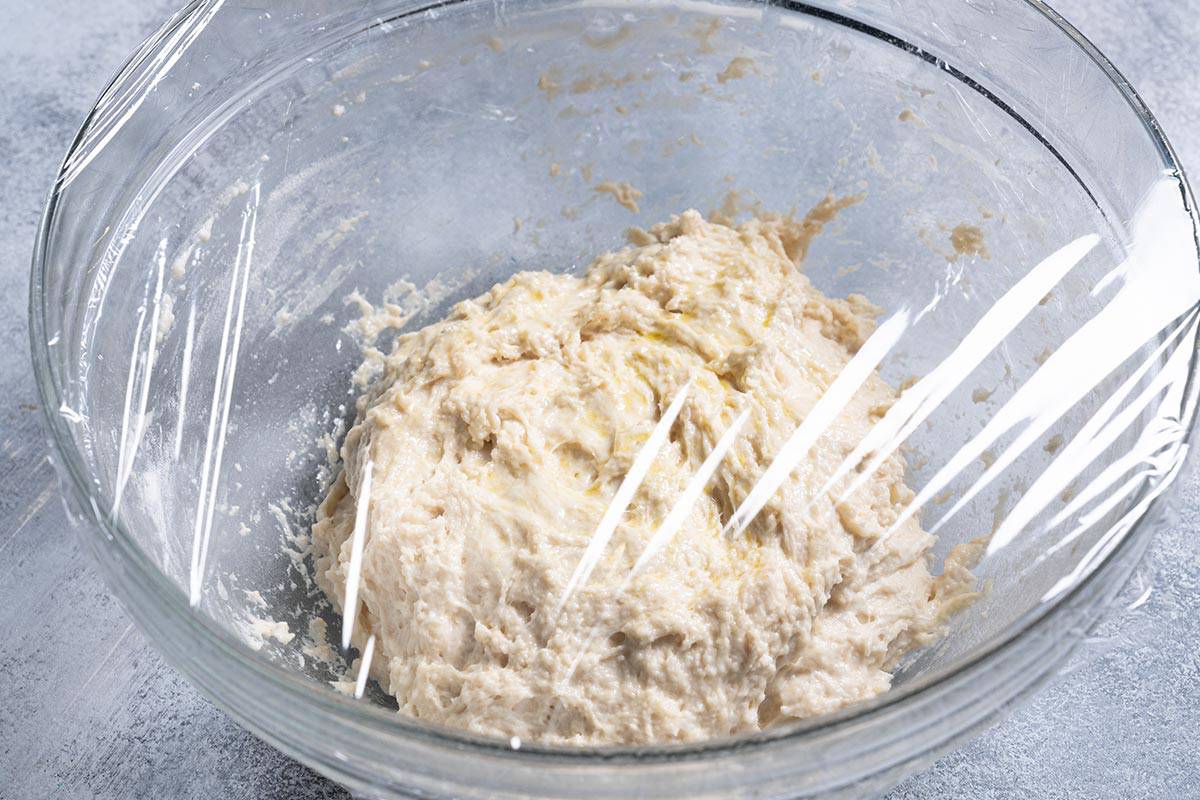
[312,208,977,744]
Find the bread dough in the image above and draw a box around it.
[312,209,977,745]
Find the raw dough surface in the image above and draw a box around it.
[313,209,976,744]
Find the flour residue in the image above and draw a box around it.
[594,181,644,213]
[537,69,562,100]
[949,224,989,261]
[716,56,755,84]
[690,18,721,53]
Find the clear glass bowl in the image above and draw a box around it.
[30,0,1200,797]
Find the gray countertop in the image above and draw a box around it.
[2,1,1198,798]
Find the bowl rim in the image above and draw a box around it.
[28,0,1200,766]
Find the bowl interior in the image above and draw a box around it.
[43,0,1200,741]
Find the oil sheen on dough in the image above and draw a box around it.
[312,209,977,745]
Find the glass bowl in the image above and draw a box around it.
[30,0,1200,797]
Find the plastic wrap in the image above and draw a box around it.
[29,0,1200,796]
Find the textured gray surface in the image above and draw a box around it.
[0,1,1197,798]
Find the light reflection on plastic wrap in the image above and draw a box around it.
[187,181,260,607]
[58,0,228,190]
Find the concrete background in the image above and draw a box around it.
[1,1,1197,797]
